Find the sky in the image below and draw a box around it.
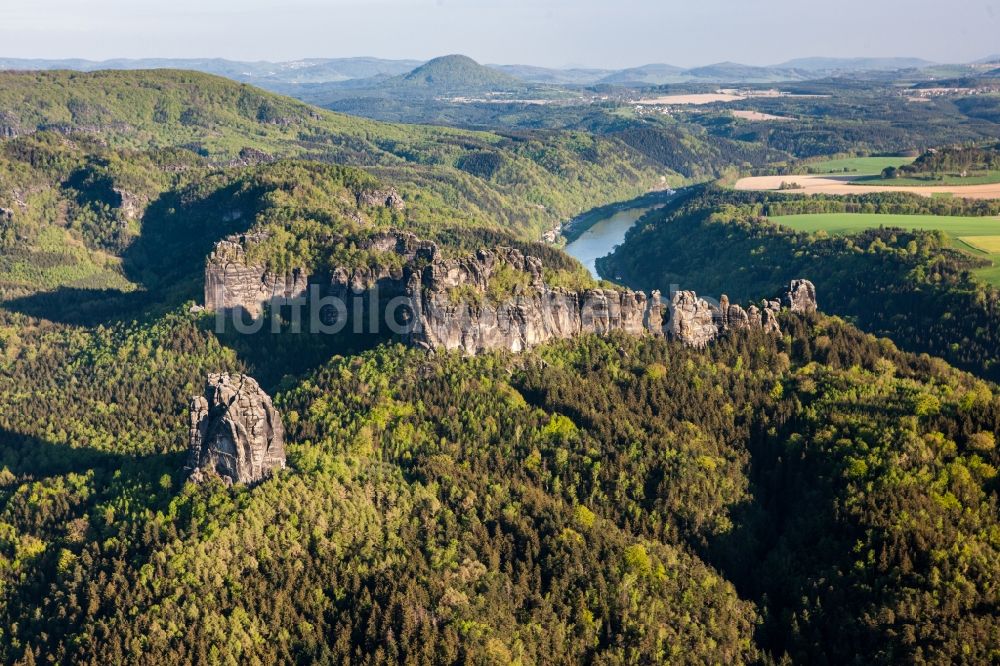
[1,0,998,69]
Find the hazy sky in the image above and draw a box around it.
[2,0,998,68]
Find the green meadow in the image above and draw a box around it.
[856,170,1000,186]
[772,212,1000,286]
[805,156,915,176]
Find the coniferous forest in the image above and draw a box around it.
[1,39,1000,665]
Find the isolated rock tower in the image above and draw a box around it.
[186,373,286,485]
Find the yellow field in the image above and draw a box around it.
[735,174,1000,199]
[960,236,1000,253]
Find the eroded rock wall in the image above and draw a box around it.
[186,373,286,486]
[204,233,309,318]
[202,229,815,354]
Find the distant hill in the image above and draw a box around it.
[490,64,611,85]
[777,57,937,72]
[0,56,421,85]
[684,62,804,83]
[598,64,686,86]
[0,69,660,239]
[2,53,983,94]
[390,55,525,92]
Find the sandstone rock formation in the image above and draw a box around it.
[328,231,437,301]
[202,228,817,354]
[204,233,309,318]
[399,244,662,353]
[669,291,783,347]
[784,279,818,313]
[227,147,274,168]
[668,291,719,348]
[0,111,21,139]
[356,187,405,211]
[186,373,286,486]
[113,187,145,221]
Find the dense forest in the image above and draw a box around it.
[2,307,999,663]
[0,70,667,242]
[600,187,1000,381]
[882,142,1000,179]
[2,65,1000,664]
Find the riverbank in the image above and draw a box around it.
[560,189,676,244]
[562,189,683,279]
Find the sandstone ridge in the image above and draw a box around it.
[202,230,817,353]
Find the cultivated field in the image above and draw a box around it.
[736,174,1000,199]
[961,236,1000,253]
[636,92,745,105]
[772,212,1000,285]
[805,156,915,175]
[855,171,1000,187]
[732,110,793,121]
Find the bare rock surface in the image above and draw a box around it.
[407,246,662,354]
[202,227,817,354]
[785,279,818,313]
[667,291,719,348]
[356,187,405,211]
[186,373,286,486]
[204,233,309,318]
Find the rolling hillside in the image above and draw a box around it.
[0,69,664,243]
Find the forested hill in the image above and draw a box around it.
[1,306,999,663]
[0,67,998,664]
[391,55,526,93]
[0,69,664,239]
[599,187,1000,381]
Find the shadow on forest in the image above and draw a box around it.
[699,411,859,661]
[0,427,186,487]
[2,287,159,327]
[2,178,394,386]
[3,179,267,326]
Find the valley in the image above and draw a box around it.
[1,24,1000,665]
[563,205,654,278]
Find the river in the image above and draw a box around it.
[563,206,653,279]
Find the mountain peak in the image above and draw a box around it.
[400,54,522,90]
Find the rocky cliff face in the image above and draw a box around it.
[356,187,405,211]
[328,231,437,301]
[186,373,286,486]
[113,187,146,221]
[785,279,818,313]
[204,233,309,318]
[202,229,816,354]
[407,246,663,353]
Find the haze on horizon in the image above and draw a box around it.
[1,0,997,70]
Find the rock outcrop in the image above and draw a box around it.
[669,291,782,347]
[204,233,309,318]
[328,231,437,301]
[407,246,662,353]
[227,147,274,168]
[202,228,817,354]
[356,187,405,211]
[667,291,719,348]
[113,187,145,221]
[0,111,21,139]
[186,373,286,485]
[784,279,818,313]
